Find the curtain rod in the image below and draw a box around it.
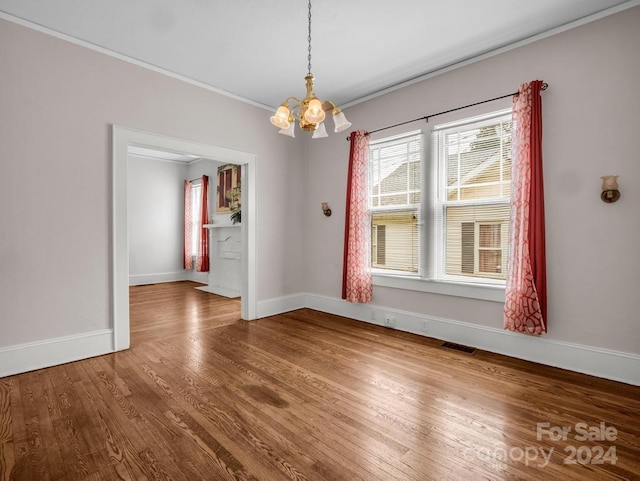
[187,175,209,182]
[346,82,548,140]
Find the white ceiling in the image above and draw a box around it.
[1,0,635,110]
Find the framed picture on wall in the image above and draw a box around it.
[216,164,241,213]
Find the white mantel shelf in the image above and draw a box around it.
[196,285,240,298]
[204,224,241,228]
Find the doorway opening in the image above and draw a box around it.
[113,126,257,351]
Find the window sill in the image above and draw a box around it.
[372,273,505,302]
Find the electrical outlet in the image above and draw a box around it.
[384,314,396,328]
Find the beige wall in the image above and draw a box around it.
[0,18,304,348]
[445,205,509,278]
[1,6,638,363]
[304,6,640,354]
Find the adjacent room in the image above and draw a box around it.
[1,1,639,479]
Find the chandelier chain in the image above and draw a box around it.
[268,0,351,136]
[307,0,312,76]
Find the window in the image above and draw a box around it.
[369,109,511,292]
[190,181,202,256]
[435,111,511,282]
[369,132,422,274]
[477,222,504,275]
[460,221,507,277]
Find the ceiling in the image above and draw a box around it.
[0,0,635,110]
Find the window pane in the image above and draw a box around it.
[371,226,378,264]
[461,222,475,274]
[380,194,408,206]
[369,132,422,274]
[372,210,418,273]
[444,204,509,280]
[479,250,502,274]
[370,132,422,208]
[442,117,512,203]
[380,169,407,194]
[436,110,512,283]
[376,225,386,265]
[409,158,421,191]
[479,224,501,248]
[446,152,458,188]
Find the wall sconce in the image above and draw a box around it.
[601,175,621,203]
[321,202,332,217]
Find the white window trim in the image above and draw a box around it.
[372,273,505,302]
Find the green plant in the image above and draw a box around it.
[226,185,241,225]
[230,209,241,225]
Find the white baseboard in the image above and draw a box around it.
[129,271,187,286]
[5,293,637,386]
[303,293,640,386]
[257,293,307,319]
[0,329,114,378]
[196,285,240,298]
[186,271,209,284]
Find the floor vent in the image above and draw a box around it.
[441,342,476,354]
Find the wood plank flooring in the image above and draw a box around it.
[1,280,639,480]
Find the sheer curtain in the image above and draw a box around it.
[342,131,373,303]
[504,80,547,334]
[196,175,210,272]
[184,176,210,272]
[183,180,193,270]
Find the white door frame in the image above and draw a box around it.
[112,125,257,351]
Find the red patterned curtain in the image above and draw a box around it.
[504,80,547,334]
[183,180,193,270]
[196,175,210,272]
[342,131,373,303]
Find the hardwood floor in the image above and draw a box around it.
[1,281,639,480]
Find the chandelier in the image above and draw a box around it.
[269,0,351,138]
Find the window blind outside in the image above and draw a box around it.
[370,132,422,274]
[434,111,512,282]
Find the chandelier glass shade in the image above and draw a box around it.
[269,0,351,137]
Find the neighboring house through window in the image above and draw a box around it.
[369,108,511,288]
